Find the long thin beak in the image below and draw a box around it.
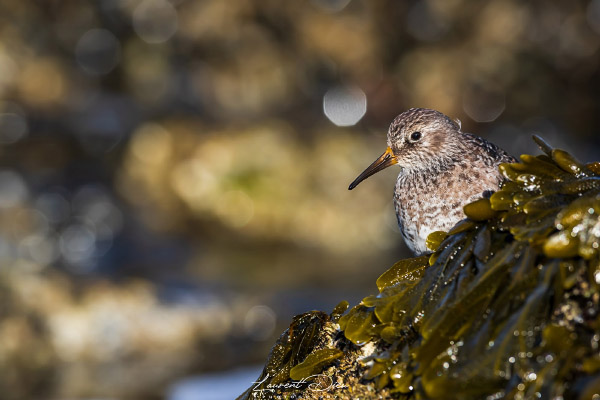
[348,147,398,190]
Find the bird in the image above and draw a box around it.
[348,108,516,255]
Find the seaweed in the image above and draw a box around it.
[238,307,347,399]
[239,136,600,399]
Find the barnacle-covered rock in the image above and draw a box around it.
[239,137,600,399]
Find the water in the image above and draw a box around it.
[168,365,263,400]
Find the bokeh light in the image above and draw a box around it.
[59,223,97,270]
[20,234,59,266]
[35,193,70,225]
[0,171,28,208]
[17,58,66,108]
[323,85,367,127]
[0,51,17,96]
[75,28,121,75]
[311,0,352,13]
[463,87,506,123]
[133,0,179,44]
[405,1,450,42]
[0,111,28,144]
[588,0,600,34]
[243,305,277,341]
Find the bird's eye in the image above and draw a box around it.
[410,131,422,142]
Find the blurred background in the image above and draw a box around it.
[1,0,600,399]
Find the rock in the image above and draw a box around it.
[239,136,600,399]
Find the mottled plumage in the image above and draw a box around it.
[349,108,516,255]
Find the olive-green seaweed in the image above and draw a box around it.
[240,136,600,399]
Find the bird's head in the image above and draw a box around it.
[348,108,462,190]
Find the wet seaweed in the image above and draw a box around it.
[239,136,600,399]
[238,307,347,399]
[336,136,600,398]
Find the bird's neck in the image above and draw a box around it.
[400,153,461,179]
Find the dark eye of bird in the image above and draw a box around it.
[410,131,422,141]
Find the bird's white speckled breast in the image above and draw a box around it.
[393,160,504,255]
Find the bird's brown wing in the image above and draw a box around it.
[463,133,517,165]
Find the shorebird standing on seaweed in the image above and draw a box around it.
[349,108,516,255]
